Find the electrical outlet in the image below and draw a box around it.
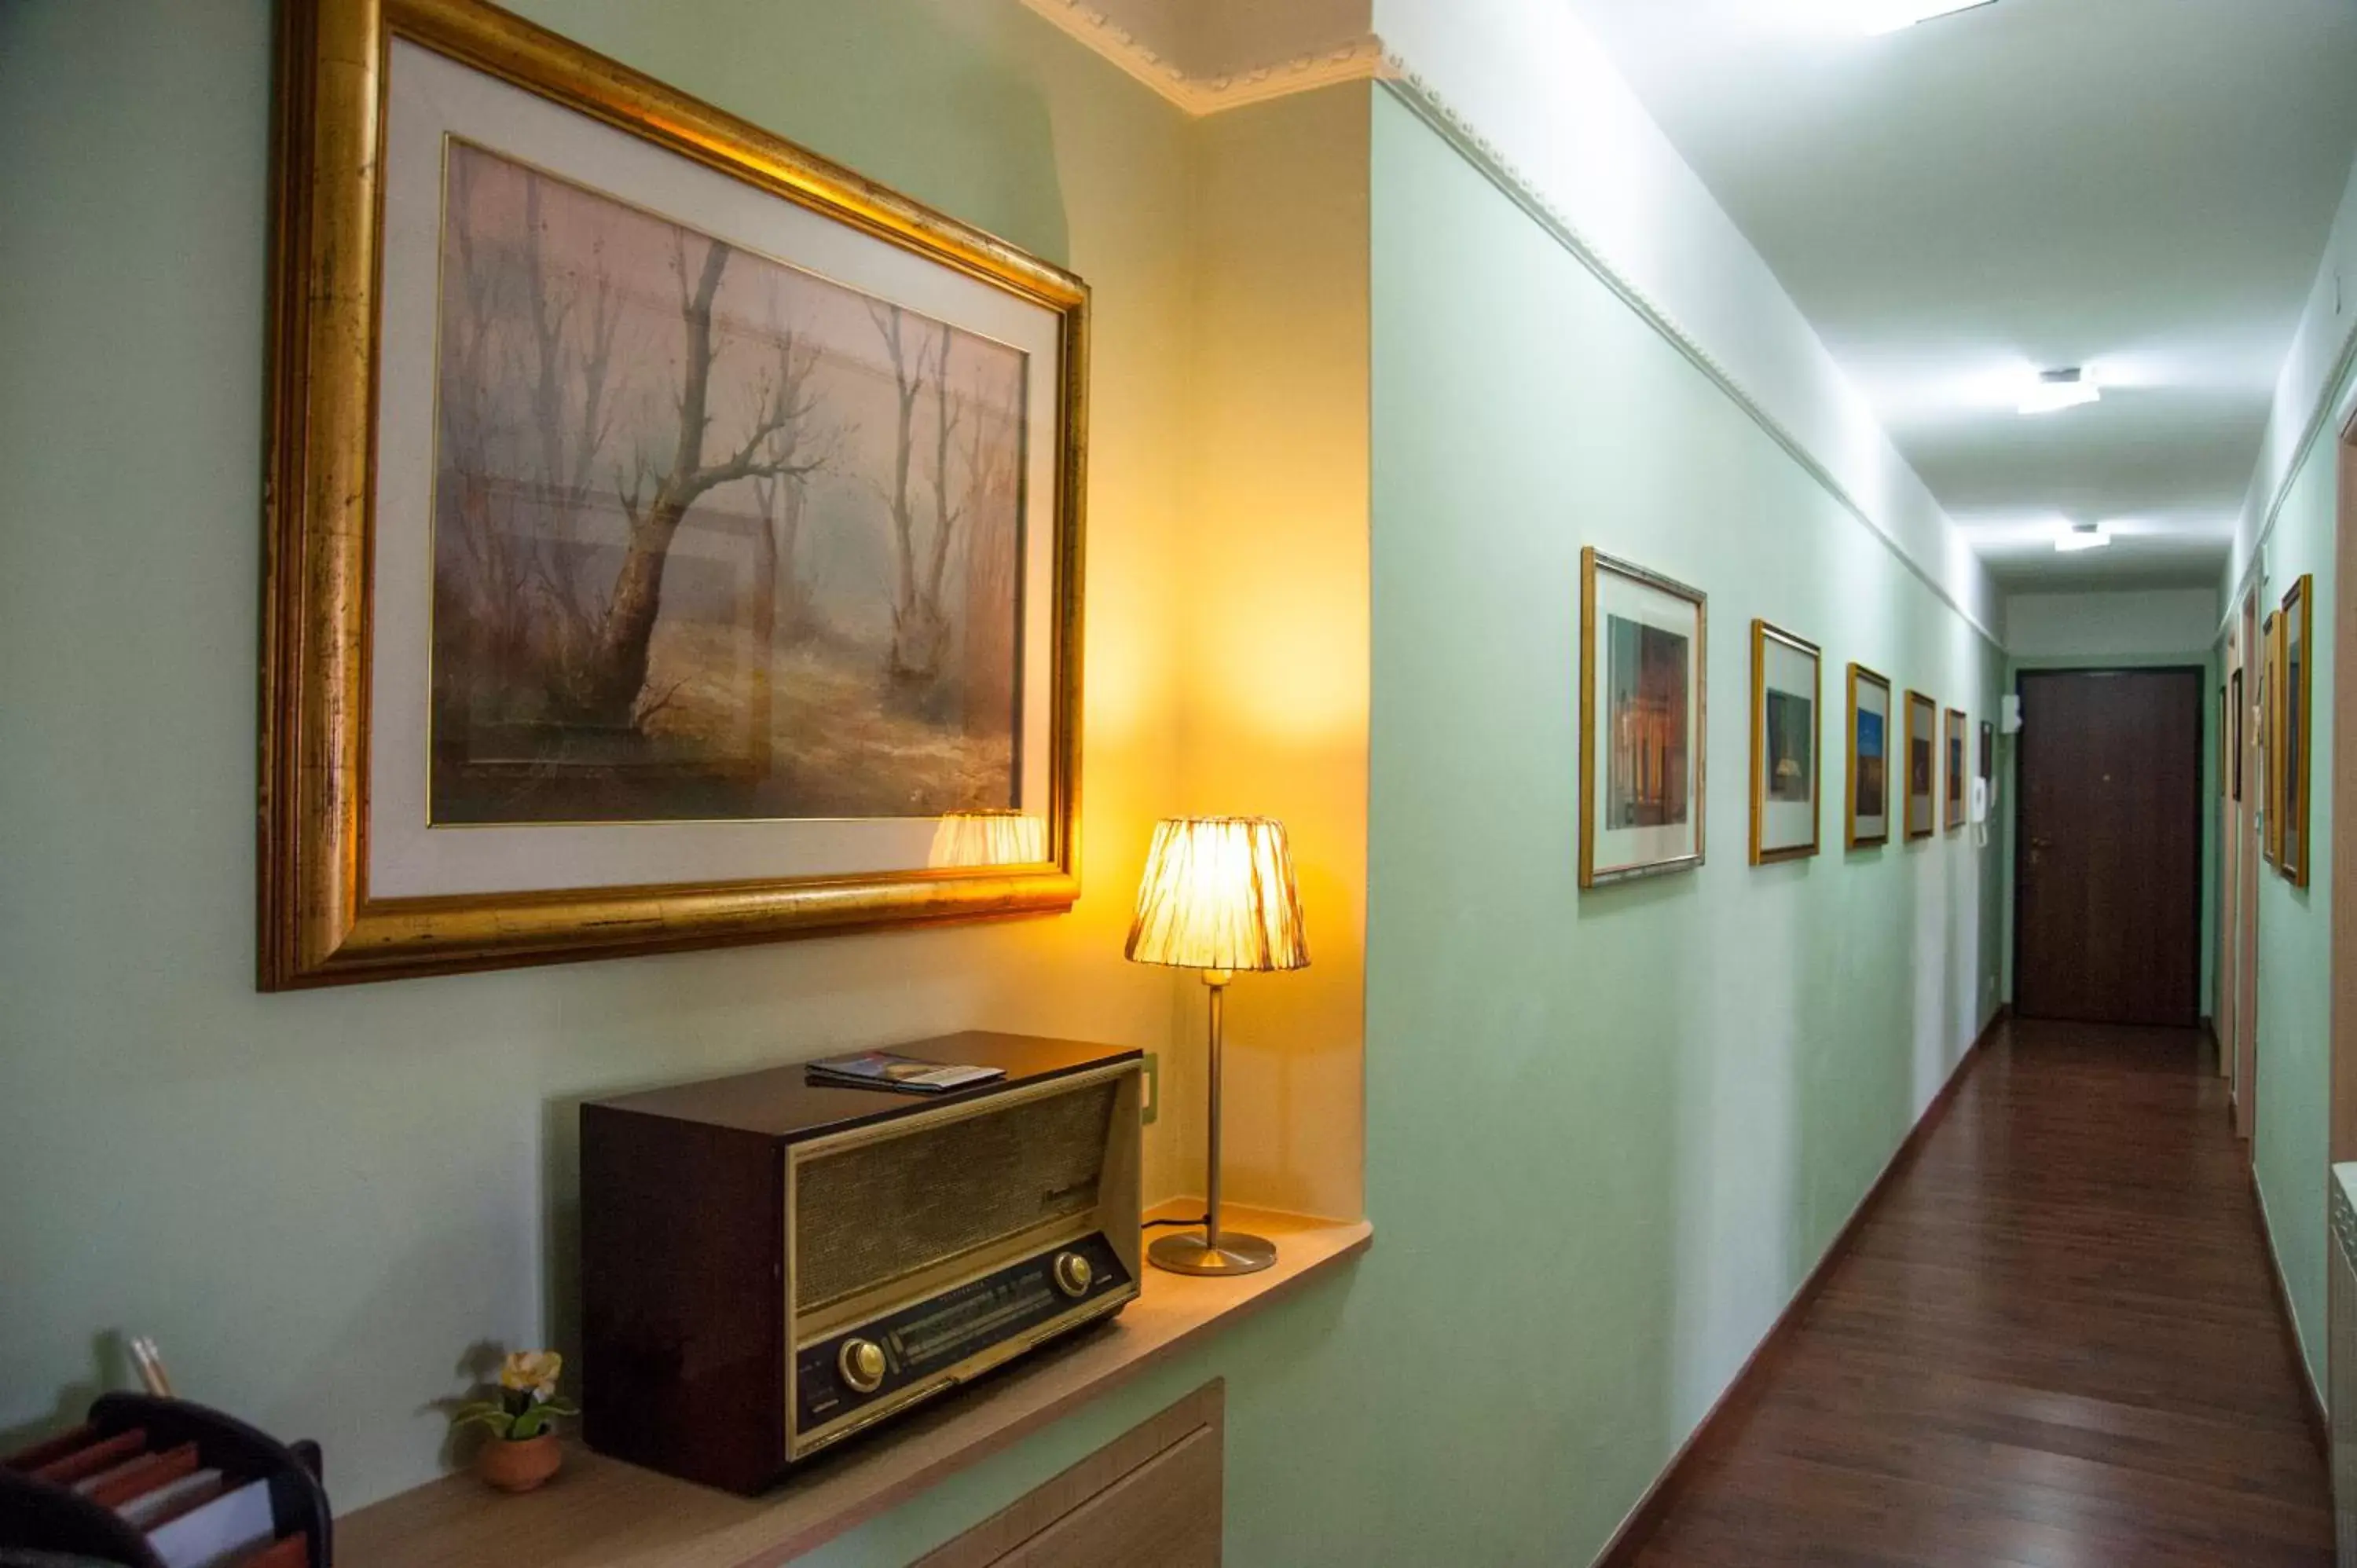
[1140,1052,1160,1124]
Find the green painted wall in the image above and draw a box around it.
[2,6,2011,1561]
[2249,368,2344,1396]
[1358,91,2006,1556]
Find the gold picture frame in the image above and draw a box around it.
[1749,621,1820,865]
[2263,609,2282,869]
[1904,690,1938,841]
[2278,575,2313,886]
[1578,549,1706,888]
[1845,662,1892,850]
[260,0,1089,987]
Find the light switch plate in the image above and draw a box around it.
[1140,1052,1160,1124]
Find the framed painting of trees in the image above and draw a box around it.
[260,0,1086,986]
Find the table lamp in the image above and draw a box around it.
[1124,815,1309,1276]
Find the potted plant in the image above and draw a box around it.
[454,1350,577,1493]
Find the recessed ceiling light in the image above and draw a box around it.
[1860,0,2000,36]
[2054,522,2111,554]
[2019,367,2100,416]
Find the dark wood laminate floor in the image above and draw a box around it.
[1625,1018,2334,1567]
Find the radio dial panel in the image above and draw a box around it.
[794,1231,1129,1442]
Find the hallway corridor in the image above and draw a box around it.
[1623,1019,2334,1566]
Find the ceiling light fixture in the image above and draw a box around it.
[2054,522,2111,555]
[2018,367,2100,416]
[1859,0,2000,36]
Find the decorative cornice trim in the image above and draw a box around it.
[1376,66,2004,652]
[1020,0,1388,116]
[2218,313,2357,638]
[1196,37,1392,115]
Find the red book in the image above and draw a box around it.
[86,1442,199,1508]
[2,1423,97,1472]
[30,1428,147,1486]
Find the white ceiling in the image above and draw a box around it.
[1563,0,2357,591]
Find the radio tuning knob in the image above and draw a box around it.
[838,1337,886,1394]
[1052,1251,1094,1299]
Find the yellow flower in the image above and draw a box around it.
[500,1350,563,1401]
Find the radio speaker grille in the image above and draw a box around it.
[795,1082,1119,1310]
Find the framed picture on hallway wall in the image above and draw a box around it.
[1579,549,1706,887]
[257,0,1088,987]
[2231,667,2244,802]
[1846,664,1892,848]
[1904,690,1938,841]
[2217,684,2228,797]
[1944,708,1967,832]
[1749,621,1820,864]
[2262,610,2281,868]
[2279,575,2314,886]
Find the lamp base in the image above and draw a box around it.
[1148,1229,1277,1277]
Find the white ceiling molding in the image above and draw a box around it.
[1020,0,1389,116]
[2220,146,2357,636]
[1373,69,2007,647]
[1373,0,2002,643]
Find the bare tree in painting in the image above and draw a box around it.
[959,368,1021,733]
[584,236,819,729]
[432,143,1026,825]
[869,303,968,691]
[517,173,624,664]
[438,156,627,716]
[439,152,533,687]
[745,318,832,754]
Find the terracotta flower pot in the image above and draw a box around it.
[476,1431,563,1493]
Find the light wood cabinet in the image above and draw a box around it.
[915,1381,1222,1568]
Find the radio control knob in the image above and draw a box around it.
[1052,1251,1094,1298]
[838,1337,886,1394]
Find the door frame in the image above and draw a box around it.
[2215,658,2235,1083]
[2330,425,2357,1162]
[2238,584,2261,1141]
[2009,664,2208,1026]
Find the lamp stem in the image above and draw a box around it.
[1144,963,1273,1277]
[1204,969,1227,1251]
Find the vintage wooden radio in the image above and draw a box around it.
[581,1033,1142,1493]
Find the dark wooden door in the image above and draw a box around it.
[2015,669,2203,1026]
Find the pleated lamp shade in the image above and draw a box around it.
[927,809,1049,868]
[1124,816,1310,973]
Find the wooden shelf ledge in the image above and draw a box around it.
[339,1207,1372,1567]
